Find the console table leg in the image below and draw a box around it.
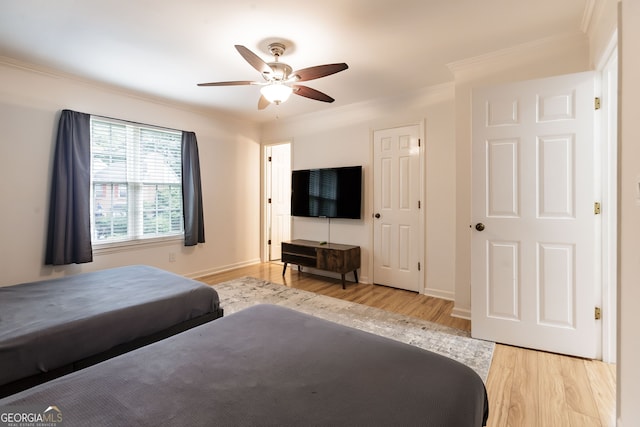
[282,263,288,276]
[341,274,346,289]
[353,269,359,284]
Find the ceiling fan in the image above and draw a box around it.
[198,43,348,110]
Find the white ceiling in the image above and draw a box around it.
[0,0,590,123]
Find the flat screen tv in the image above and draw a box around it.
[291,166,362,219]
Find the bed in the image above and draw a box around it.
[0,304,489,426]
[0,265,222,397]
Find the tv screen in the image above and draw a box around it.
[291,166,362,219]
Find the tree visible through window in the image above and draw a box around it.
[90,118,183,243]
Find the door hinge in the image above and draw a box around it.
[268,239,271,245]
[418,139,421,147]
[418,262,421,271]
[594,202,601,215]
[595,307,602,320]
[595,97,601,110]
[268,198,272,204]
[268,156,272,162]
[418,200,421,209]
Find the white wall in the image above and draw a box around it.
[618,2,640,424]
[261,84,457,297]
[0,59,262,286]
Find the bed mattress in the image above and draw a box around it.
[0,304,488,426]
[0,265,221,392]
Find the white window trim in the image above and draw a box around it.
[92,234,184,255]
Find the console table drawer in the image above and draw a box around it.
[317,247,361,274]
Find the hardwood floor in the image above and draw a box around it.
[198,262,616,427]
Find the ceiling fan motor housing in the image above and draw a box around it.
[263,43,291,81]
[264,62,292,81]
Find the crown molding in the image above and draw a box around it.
[581,0,597,33]
[446,31,588,76]
[0,55,253,125]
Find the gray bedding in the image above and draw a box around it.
[0,265,221,390]
[0,304,488,426]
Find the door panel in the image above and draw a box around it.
[537,243,574,328]
[373,125,421,292]
[487,139,519,217]
[538,135,574,217]
[471,72,599,359]
[487,240,520,321]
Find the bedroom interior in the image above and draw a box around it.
[0,1,638,426]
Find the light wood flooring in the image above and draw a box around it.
[198,262,616,427]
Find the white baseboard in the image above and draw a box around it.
[187,258,262,279]
[451,306,471,320]
[422,288,454,301]
[359,276,369,285]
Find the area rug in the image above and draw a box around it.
[213,276,495,382]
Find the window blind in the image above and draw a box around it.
[90,118,183,243]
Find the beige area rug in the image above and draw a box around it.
[214,276,495,382]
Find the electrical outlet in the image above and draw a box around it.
[168,253,176,262]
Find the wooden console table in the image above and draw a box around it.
[281,240,361,289]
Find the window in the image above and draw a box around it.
[90,118,183,244]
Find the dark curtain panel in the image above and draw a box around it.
[182,131,205,246]
[45,110,93,265]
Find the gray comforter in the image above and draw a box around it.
[0,265,220,387]
[0,304,488,426]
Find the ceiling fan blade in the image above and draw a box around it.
[291,63,348,82]
[258,95,270,110]
[292,85,335,103]
[235,45,273,75]
[197,80,260,87]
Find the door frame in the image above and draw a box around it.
[597,33,618,364]
[369,121,426,293]
[262,141,292,262]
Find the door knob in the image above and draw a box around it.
[475,223,485,231]
[374,213,381,219]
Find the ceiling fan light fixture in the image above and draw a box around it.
[260,83,293,104]
[198,44,348,110]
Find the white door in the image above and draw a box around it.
[471,72,600,359]
[266,143,291,261]
[373,125,422,292]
